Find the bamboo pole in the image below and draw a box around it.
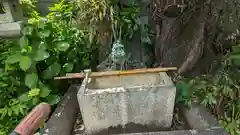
[54,67,177,80]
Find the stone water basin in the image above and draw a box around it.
[77,72,176,134]
[43,74,227,135]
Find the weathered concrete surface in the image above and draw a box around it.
[72,104,227,135]
[74,128,227,135]
[43,84,80,135]
[0,22,22,38]
[117,128,227,135]
[118,104,227,135]
[183,105,220,130]
[0,0,23,38]
[0,0,23,24]
[0,1,13,23]
[77,72,176,134]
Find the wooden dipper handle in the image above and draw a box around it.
[54,67,177,80]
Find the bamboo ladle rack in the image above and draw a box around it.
[54,67,177,80]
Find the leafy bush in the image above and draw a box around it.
[0,0,153,133]
[0,1,91,134]
[0,0,153,134]
[176,44,240,135]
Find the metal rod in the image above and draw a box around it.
[54,67,177,80]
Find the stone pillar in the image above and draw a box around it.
[0,0,23,38]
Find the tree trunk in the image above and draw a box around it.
[154,0,226,76]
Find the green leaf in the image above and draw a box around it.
[176,82,188,97]
[201,99,208,107]
[142,36,151,44]
[233,59,240,67]
[37,42,47,50]
[32,97,39,105]
[63,63,74,72]
[39,84,51,98]
[56,42,70,52]
[47,95,60,105]
[5,53,22,64]
[7,108,12,116]
[34,49,50,61]
[18,93,31,102]
[0,108,7,119]
[133,24,138,31]
[43,62,61,79]
[195,83,206,90]
[22,26,34,35]
[45,56,57,65]
[38,21,45,29]
[0,82,8,87]
[19,36,29,49]
[124,19,131,23]
[12,107,19,116]
[89,33,94,44]
[211,96,217,105]
[25,73,38,88]
[38,29,51,38]
[232,45,240,53]
[28,88,40,97]
[19,56,32,71]
[19,106,25,115]
[176,82,189,104]
[229,54,240,60]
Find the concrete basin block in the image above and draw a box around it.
[77,72,176,134]
[0,21,22,38]
[0,0,23,24]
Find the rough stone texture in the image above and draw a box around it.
[77,72,176,134]
[35,0,57,15]
[43,84,80,135]
[183,105,220,130]
[36,0,72,15]
[0,0,23,24]
[72,95,227,135]
[0,0,23,38]
[72,103,227,135]
[0,1,13,23]
[0,22,22,38]
[74,128,227,135]
[154,6,209,75]
[117,128,227,135]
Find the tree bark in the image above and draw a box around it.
[154,0,227,75]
